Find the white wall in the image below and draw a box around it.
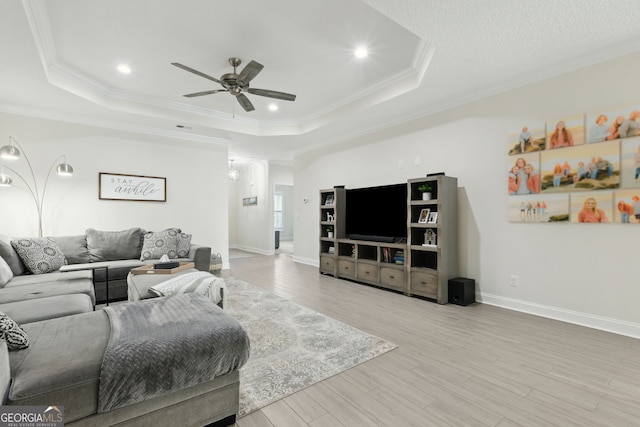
[294,52,640,338]
[229,161,273,254]
[0,113,229,265]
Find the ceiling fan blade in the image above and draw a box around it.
[237,60,264,85]
[247,88,296,101]
[236,93,255,112]
[171,62,221,84]
[183,89,227,98]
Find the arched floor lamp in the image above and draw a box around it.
[0,137,74,237]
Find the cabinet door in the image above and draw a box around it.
[320,255,335,274]
[357,262,379,282]
[337,260,356,278]
[410,271,438,297]
[380,267,405,291]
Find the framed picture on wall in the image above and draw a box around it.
[98,172,166,202]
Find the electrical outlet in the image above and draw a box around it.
[510,275,518,287]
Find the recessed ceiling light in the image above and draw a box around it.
[354,47,368,59]
[117,64,132,74]
[268,104,278,111]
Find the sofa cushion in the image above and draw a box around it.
[0,256,13,288]
[86,228,143,262]
[4,269,92,286]
[11,238,67,275]
[176,232,192,258]
[0,294,94,324]
[140,229,179,260]
[52,235,90,265]
[0,273,95,305]
[0,310,29,350]
[8,311,110,422]
[0,237,25,276]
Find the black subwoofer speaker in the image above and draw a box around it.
[448,277,475,306]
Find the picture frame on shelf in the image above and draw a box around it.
[418,208,430,223]
[325,194,334,205]
[427,212,438,224]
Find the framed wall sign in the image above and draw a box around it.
[99,172,166,202]
[243,196,258,206]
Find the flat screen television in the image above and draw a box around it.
[345,183,407,243]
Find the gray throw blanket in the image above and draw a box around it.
[98,293,250,412]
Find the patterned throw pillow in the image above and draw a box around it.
[140,229,179,261]
[176,233,192,258]
[0,310,29,350]
[10,237,67,275]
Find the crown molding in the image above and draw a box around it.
[22,0,432,137]
[0,104,231,147]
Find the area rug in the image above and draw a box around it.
[224,278,397,417]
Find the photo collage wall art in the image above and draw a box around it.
[507,106,640,223]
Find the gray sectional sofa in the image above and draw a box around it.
[0,227,212,309]
[0,228,249,426]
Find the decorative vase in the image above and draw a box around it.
[422,192,432,200]
[327,232,334,238]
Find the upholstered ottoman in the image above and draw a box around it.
[127,268,226,307]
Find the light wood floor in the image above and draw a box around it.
[225,252,640,427]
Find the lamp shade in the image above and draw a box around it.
[0,145,20,160]
[0,173,12,186]
[56,162,74,176]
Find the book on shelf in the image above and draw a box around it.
[382,247,390,263]
[394,250,405,265]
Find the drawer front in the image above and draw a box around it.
[357,263,379,282]
[380,267,405,290]
[320,255,335,273]
[337,260,356,278]
[411,271,438,297]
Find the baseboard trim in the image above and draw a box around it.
[229,245,274,256]
[480,292,640,339]
[292,256,319,267]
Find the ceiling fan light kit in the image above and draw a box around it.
[172,58,297,112]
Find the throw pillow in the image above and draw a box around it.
[0,256,13,288]
[10,238,67,275]
[0,310,29,350]
[0,237,25,276]
[86,228,143,262]
[52,235,90,264]
[176,232,192,258]
[140,229,179,261]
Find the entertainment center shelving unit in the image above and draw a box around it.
[319,176,458,304]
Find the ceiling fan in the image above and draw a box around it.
[171,58,296,112]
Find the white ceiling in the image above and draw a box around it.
[2,0,640,162]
